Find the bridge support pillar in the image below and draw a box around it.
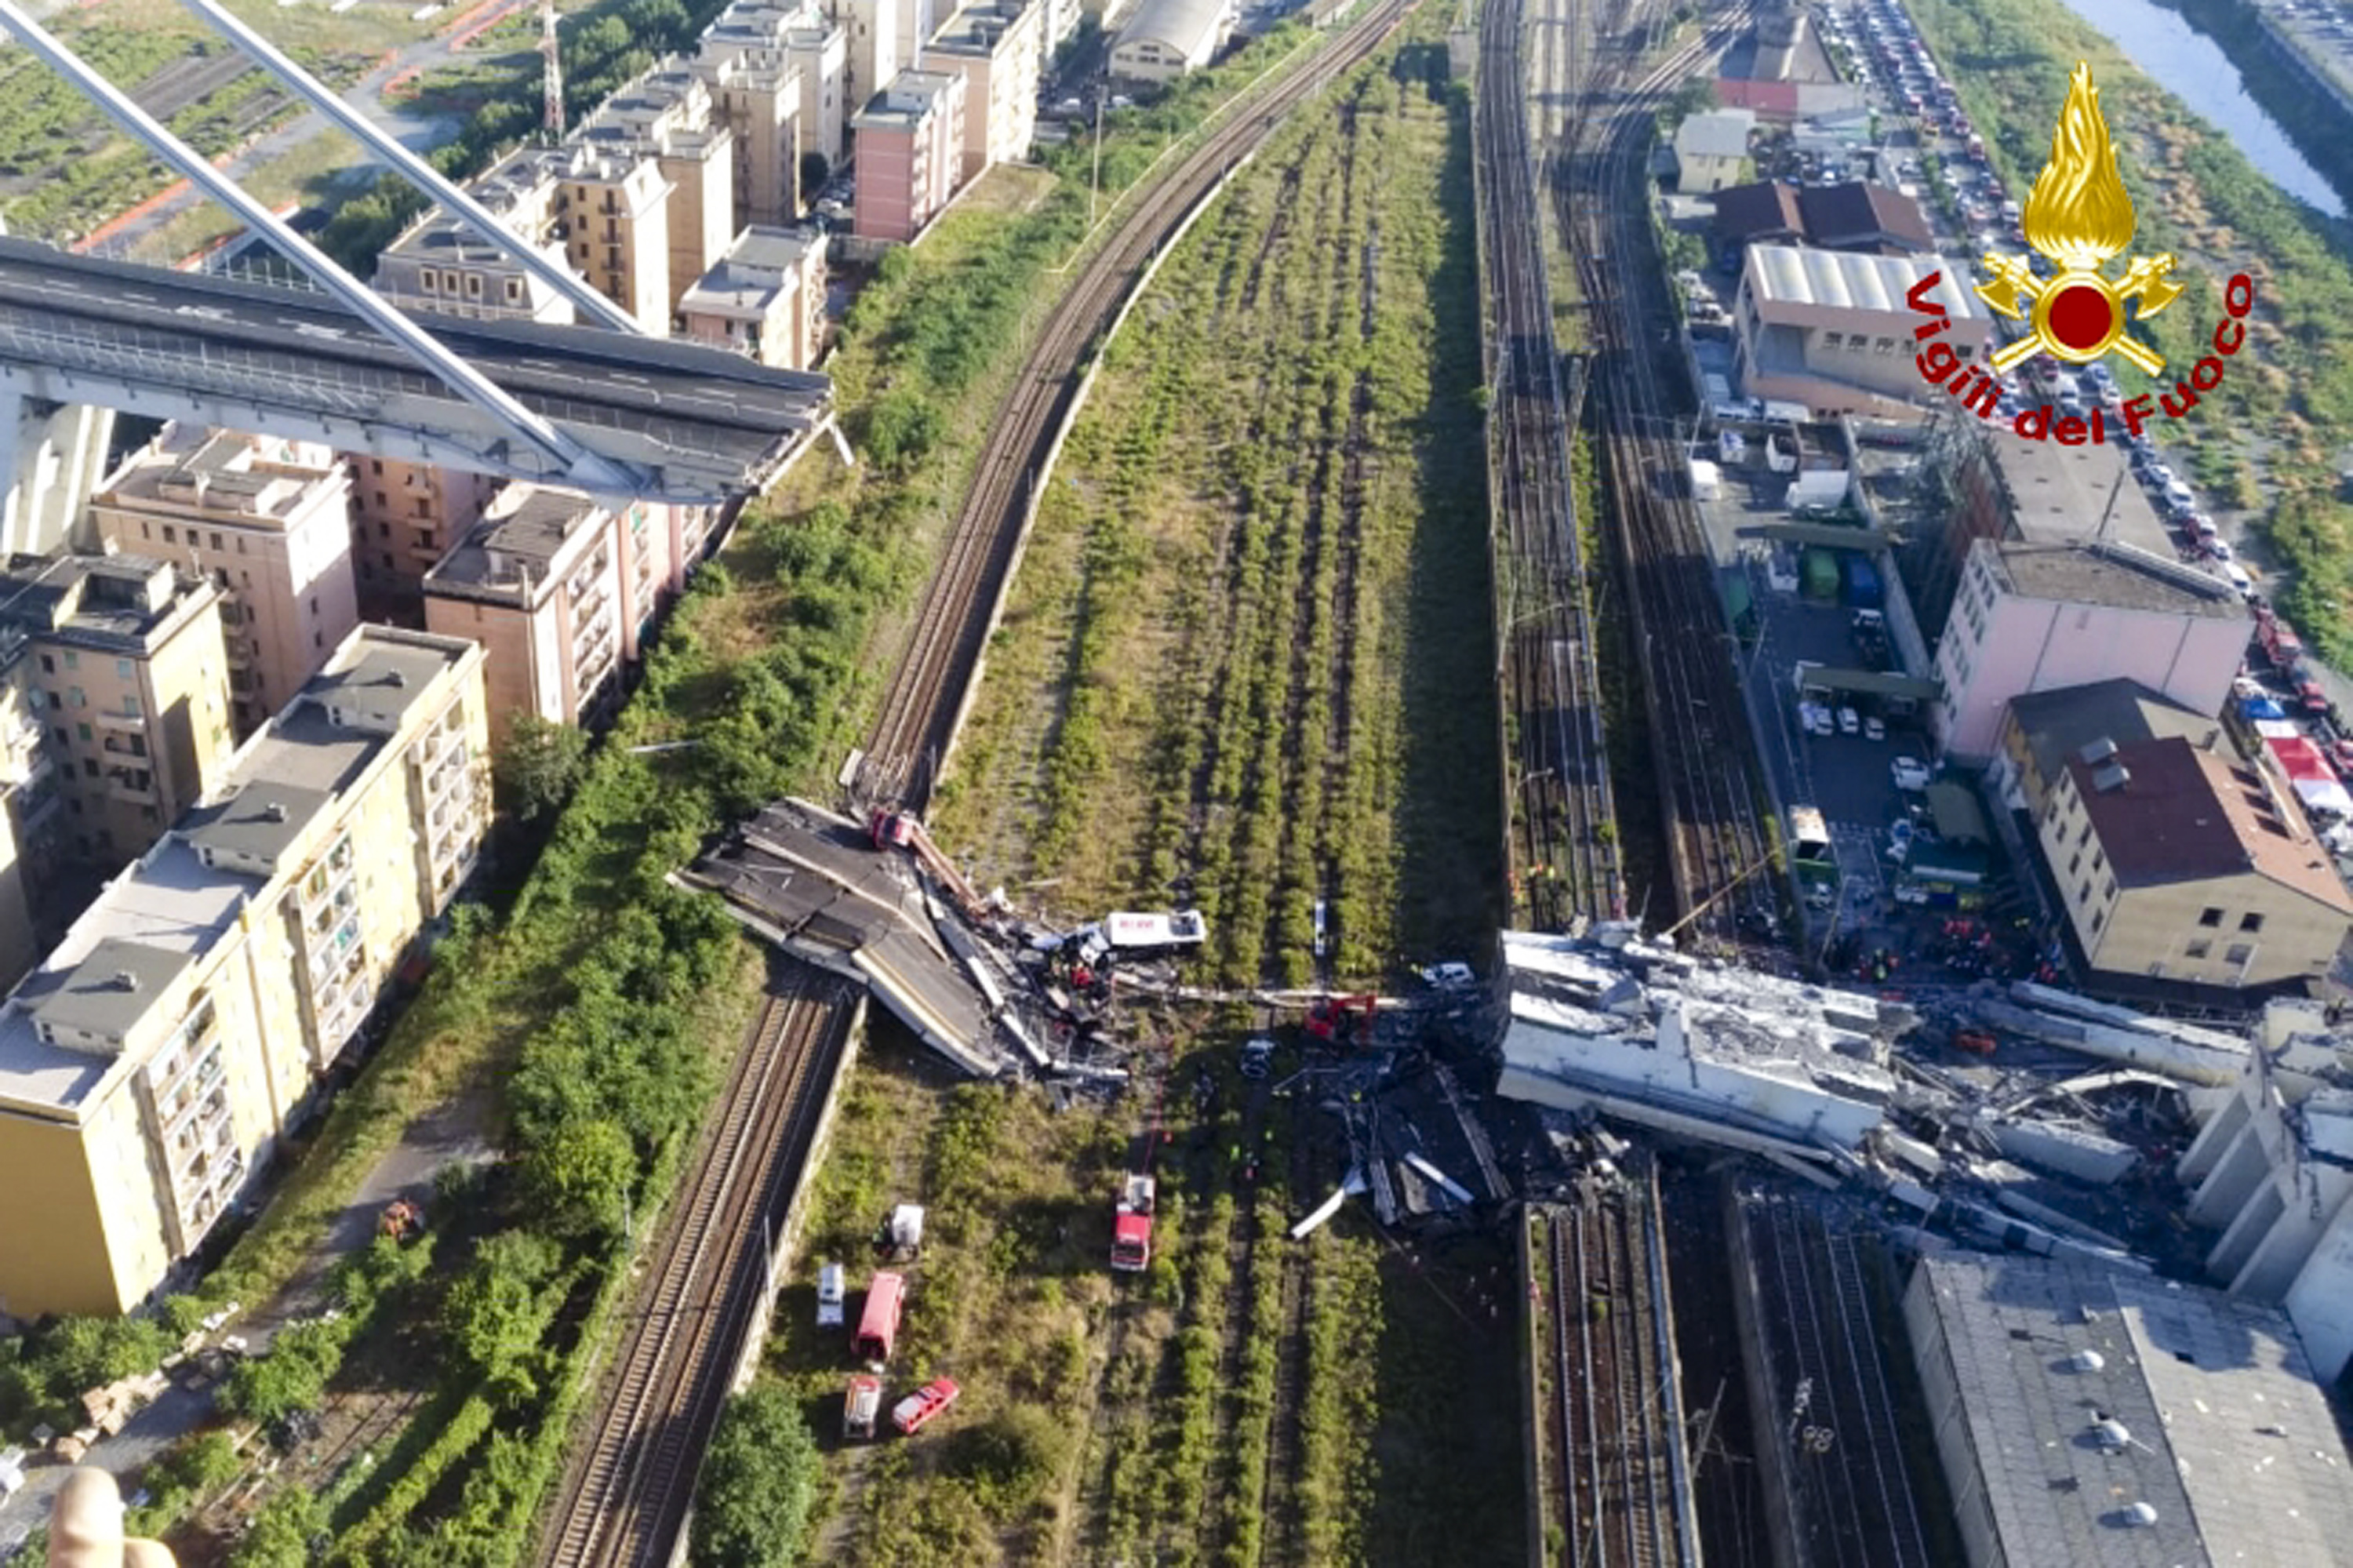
[0,393,112,557]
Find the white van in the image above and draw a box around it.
[816,1262,846,1328]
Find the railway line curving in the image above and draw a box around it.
[536,9,1431,1565]
[864,0,1423,811]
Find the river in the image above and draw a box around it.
[2044,0,2348,216]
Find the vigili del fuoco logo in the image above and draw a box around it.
[1906,61,2256,444]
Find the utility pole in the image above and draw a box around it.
[540,0,563,140]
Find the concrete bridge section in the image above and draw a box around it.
[0,237,832,506]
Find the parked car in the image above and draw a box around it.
[1838,706,1860,736]
[892,1377,962,1435]
[1864,715,1887,741]
[1891,756,1932,791]
[816,1262,846,1328]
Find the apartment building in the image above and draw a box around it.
[575,65,737,320]
[853,70,968,242]
[0,626,487,1318]
[88,426,361,738]
[420,486,671,752]
[2037,733,2351,991]
[0,676,47,985]
[922,0,1042,180]
[835,0,901,118]
[1933,537,2249,762]
[680,225,829,369]
[0,555,233,878]
[344,457,499,626]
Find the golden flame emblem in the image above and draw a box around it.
[1978,64,2180,375]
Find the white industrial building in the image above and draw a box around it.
[2177,999,2353,1380]
[1496,930,1905,1155]
[1729,244,1990,417]
[1904,1249,2353,1568]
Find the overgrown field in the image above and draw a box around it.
[1908,0,2353,664]
[933,34,1500,988]
[0,16,371,245]
[755,1031,1525,1568]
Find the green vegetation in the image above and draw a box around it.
[493,712,591,824]
[0,20,366,242]
[691,1384,823,1568]
[1910,0,2353,663]
[934,41,1500,986]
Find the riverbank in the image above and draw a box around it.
[2154,0,2353,217]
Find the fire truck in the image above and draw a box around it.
[1111,1174,1156,1271]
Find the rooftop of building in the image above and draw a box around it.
[1114,0,1228,50]
[1743,242,1985,322]
[1987,537,2249,620]
[929,0,1034,52]
[576,60,729,159]
[2009,679,2224,791]
[681,225,821,318]
[0,552,214,653]
[1798,180,1933,248]
[0,628,475,1114]
[856,69,962,127]
[97,427,343,524]
[1986,432,2174,559]
[1908,1250,2353,1568]
[2064,733,2353,911]
[424,484,608,606]
[1673,107,1758,158]
[1712,180,1930,252]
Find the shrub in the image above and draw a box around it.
[689,1384,820,1568]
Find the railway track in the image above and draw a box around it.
[1544,1181,1693,1568]
[863,0,1423,808]
[538,16,1437,1566]
[1559,2,1773,944]
[1478,0,1622,929]
[533,972,850,1568]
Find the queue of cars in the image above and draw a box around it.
[1824,0,2259,606]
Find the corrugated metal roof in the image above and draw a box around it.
[1115,0,1229,55]
[1911,1251,2353,1568]
[1747,242,1984,320]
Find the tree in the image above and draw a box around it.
[799,150,830,200]
[494,712,589,823]
[519,1115,634,1238]
[442,1231,566,1407]
[231,1489,328,1568]
[35,1314,173,1400]
[690,1385,820,1568]
[1664,76,1718,122]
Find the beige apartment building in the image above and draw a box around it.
[574,64,738,321]
[680,225,829,369]
[2038,733,2353,991]
[0,555,234,878]
[344,456,499,625]
[0,627,487,1318]
[922,0,1042,180]
[853,70,968,242]
[88,426,361,739]
[421,486,664,752]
